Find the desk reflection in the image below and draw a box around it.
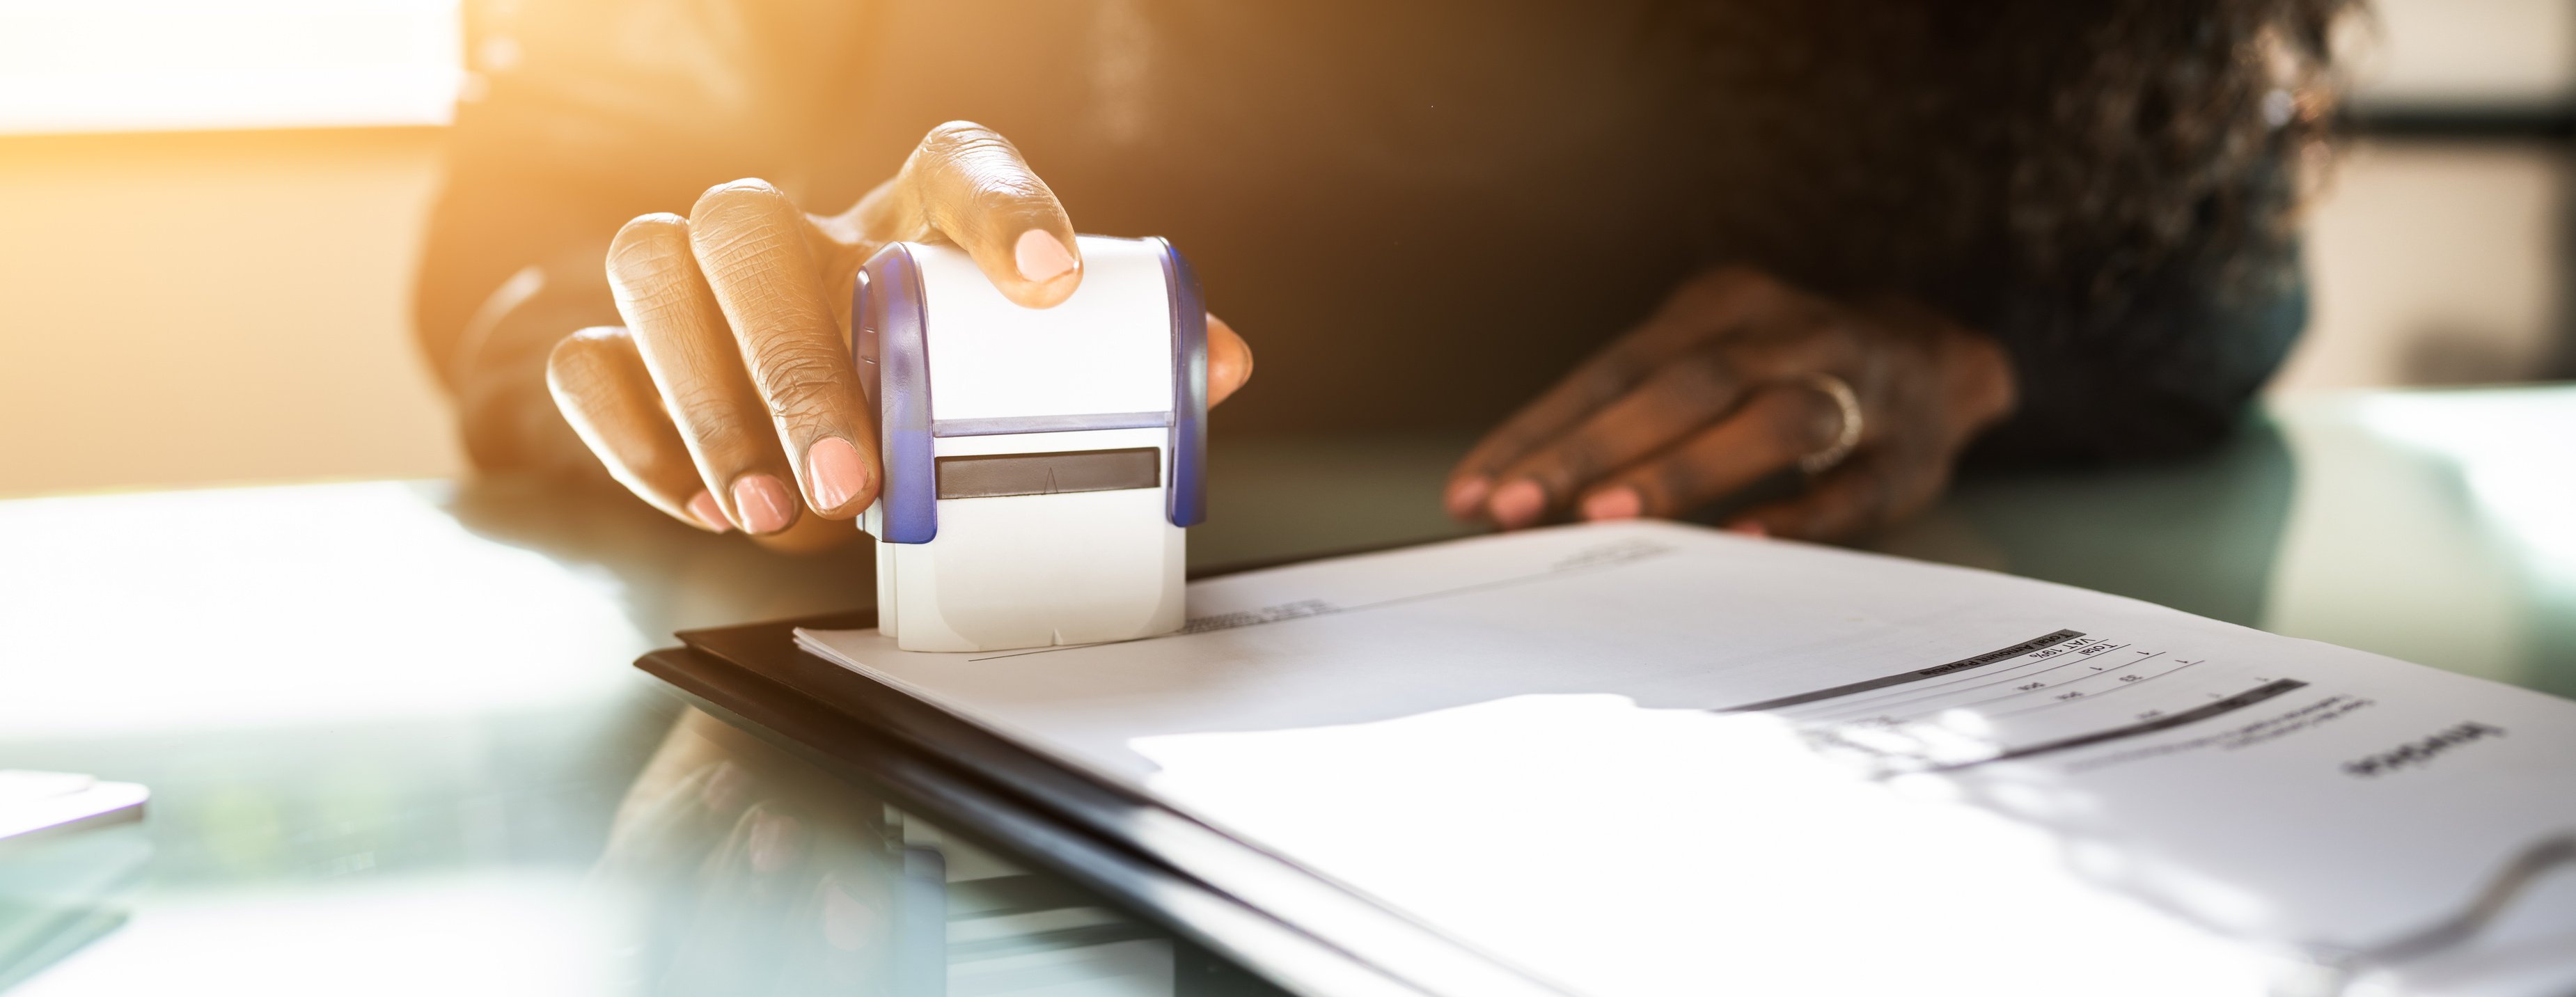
[7,394,2568,992]
[595,708,1282,997]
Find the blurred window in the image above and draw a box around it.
[0,0,459,134]
[2353,0,2576,111]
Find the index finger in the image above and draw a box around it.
[689,180,881,519]
[861,120,1082,308]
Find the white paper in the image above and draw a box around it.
[800,521,2576,996]
[0,769,148,842]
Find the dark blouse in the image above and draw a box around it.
[418,0,2306,473]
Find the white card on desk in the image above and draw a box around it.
[0,771,146,845]
[799,521,2576,996]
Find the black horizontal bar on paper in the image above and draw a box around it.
[1714,629,2086,714]
[936,448,1162,500]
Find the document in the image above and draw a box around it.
[800,521,2576,996]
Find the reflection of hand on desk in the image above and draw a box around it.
[595,708,900,994]
[597,707,1205,996]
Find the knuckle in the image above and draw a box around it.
[620,282,715,336]
[1683,265,1774,305]
[612,212,689,248]
[1651,455,1702,506]
[921,119,1002,149]
[915,125,1047,206]
[608,214,693,278]
[1799,313,1864,360]
[1576,359,1641,401]
[959,178,1057,238]
[925,123,1028,171]
[689,178,790,228]
[543,353,595,405]
[1659,351,1736,402]
[666,402,767,464]
[1543,436,1606,487]
[968,160,1048,200]
[754,343,854,417]
[1568,353,1656,409]
[694,220,806,278]
[1458,438,1522,477]
[570,324,634,347]
[1732,269,1790,304]
[686,425,765,467]
[700,176,781,201]
[1726,331,1823,380]
[1714,265,1770,291]
[545,327,623,378]
[663,380,741,424]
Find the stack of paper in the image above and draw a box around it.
[799,521,2576,996]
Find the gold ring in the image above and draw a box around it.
[1798,373,1863,475]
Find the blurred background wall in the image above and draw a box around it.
[0,0,461,497]
[2282,0,2576,392]
[0,0,2571,498]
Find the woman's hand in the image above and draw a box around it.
[1445,267,2016,542]
[544,121,1253,547]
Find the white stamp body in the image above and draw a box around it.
[854,236,1207,652]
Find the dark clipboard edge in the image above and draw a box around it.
[641,546,1576,997]
[636,645,1422,997]
[650,615,1569,997]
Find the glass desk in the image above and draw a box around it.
[1,386,2570,995]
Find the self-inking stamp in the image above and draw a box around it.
[851,235,1207,652]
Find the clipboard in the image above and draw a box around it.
[638,550,1564,997]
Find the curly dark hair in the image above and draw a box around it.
[1654,0,2351,342]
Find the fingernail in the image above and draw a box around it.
[1014,229,1077,283]
[686,490,734,533]
[1727,520,1769,538]
[747,810,804,874]
[806,437,870,512]
[1489,480,1546,528]
[820,874,883,951]
[1444,477,1491,519]
[1582,487,1642,521]
[730,473,796,534]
